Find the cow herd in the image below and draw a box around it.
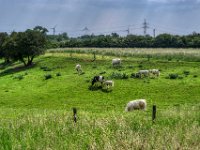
[75,58,159,111]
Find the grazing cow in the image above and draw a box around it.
[138,70,149,78]
[75,64,82,75]
[112,58,121,67]
[92,76,105,86]
[149,69,160,77]
[103,80,114,88]
[125,99,147,112]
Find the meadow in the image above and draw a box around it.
[0,48,200,149]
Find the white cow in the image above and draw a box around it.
[125,99,147,112]
[103,80,114,88]
[112,58,121,67]
[149,69,160,77]
[75,64,82,75]
[138,70,149,78]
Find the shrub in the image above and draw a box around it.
[138,64,143,68]
[122,73,129,79]
[183,71,190,76]
[44,74,52,80]
[193,75,198,78]
[110,72,128,79]
[168,74,179,79]
[130,73,140,78]
[56,72,61,76]
[99,71,106,75]
[168,58,172,61]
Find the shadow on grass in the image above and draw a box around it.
[102,88,113,93]
[88,85,113,93]
[88,85,102,91]
[0,61,15,70]
[0,63,36,77]
[74,72,85,75]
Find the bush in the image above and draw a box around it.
[183,71,190,76]
[168,74,179,79]
[138,64,143,68]
[44,74,52,80]
[130,73,140,78]
[110,72,128,79]
[99,71,106,75]
[56,72,61,76]
[193,75,198,78]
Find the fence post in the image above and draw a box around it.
[93,52,96,61]
[73,108,77,123]
[152,105,156,123]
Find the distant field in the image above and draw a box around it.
[0,49,200,149]
[48,48,200,62]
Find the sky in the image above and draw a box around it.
[0,0,200,37]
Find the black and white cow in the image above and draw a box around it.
[92,75,105,86]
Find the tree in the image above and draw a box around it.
[0,32,10,63]
[33,26,48,35]
[3,30,47,66]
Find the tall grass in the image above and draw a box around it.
[48,48,200,62]
[0,105,199,149]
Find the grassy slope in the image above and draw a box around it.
[0,52,200,149]
[0,53,200,111]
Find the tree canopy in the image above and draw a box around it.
[0,29,47,66]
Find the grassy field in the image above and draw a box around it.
[0,48,200,149]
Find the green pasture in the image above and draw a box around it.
[0,49,199,149]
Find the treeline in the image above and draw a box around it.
[58,33,200,48]
[1,25,200,66]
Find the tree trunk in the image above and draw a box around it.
[27,56,34,66]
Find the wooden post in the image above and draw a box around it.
[152,105,156,123]
[93,52,96,61]
[73,108,77,123]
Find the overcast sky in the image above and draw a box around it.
[0,0,200,36]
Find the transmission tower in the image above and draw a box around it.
[153,28,156,38]
[125,26,130,35]
[82,27,89,35]
[142,19,149,36]
[51,25,57,35]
